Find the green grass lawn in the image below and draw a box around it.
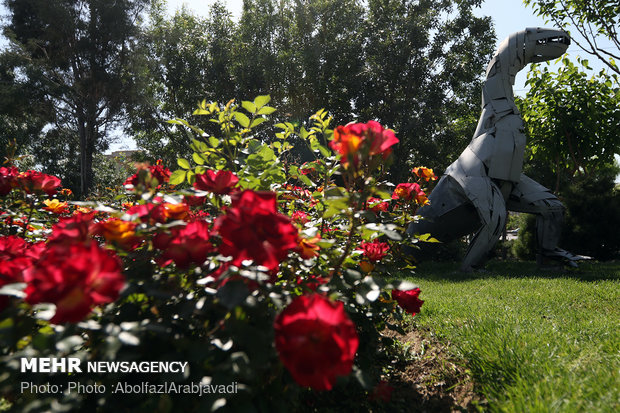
[401,260,619,412]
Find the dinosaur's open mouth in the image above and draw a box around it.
[536,35,571,46]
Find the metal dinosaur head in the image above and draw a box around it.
[492,27,570,83]
[522,27,570,64]
[509,28,570,71]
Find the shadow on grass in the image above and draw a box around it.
[405,259,620,282]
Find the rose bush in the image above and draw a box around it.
[0,96,433,411]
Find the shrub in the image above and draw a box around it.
[0,97,431,411]
[512,213,537,260]
[560,167,620,260]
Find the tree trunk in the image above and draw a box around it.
[78,108,88,199]
[77,106,96,199]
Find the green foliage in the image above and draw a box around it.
[518,58,620,191]
[561,164,620,260]
[523,0,619,75]
[512,213,537,261]
[404,260,620,412]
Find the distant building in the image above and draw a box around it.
[105,150,142,160]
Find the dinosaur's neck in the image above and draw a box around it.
[481,46,523,111]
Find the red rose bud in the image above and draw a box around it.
[24,242,125,323]
[274,294,359,390]
[193,170,239,195]
[391,288,424,316]
[359,240,390,262]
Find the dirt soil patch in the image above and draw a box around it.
[378,328,486,412]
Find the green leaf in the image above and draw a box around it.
[242,100,257,113]
[254,95,271,108]
[250,117,267,128]
[257,106,276,115]
[186,170,196,184]
[418,233,440,243]
[192,152,205,165]
[169,170,187,185]
[167,118,191,127]
[208,136,220,148]
[192,108,210,115]
[298,174,314,187]
[317,144,331,158]
[191,139,208,153]
[234,112,251,128]
[177,158,191,169]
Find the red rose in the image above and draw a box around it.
[183,194,207,206]
[124,161,171,188]
[126,203,158,223]
[48,212,95,246]
[19,170,62,196]
[0,166,19,196]
[150,161,171,184]
[0,236,36,310]
[193,170,239,194]
[0,237,42,307]
[391,182,428,204]
[295,274,329,291]
[158,220,213,269]
[24,242,125,323]
[330,121,399,169]
[367,197,389,213]
[274,294,359,390]
[291,210,310,226]
[359,240,390,262]
[391,288,424,316]
[213,190,298,272]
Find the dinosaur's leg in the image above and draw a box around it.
[407,175,480,242]
[459,179,507,272]
[506,174,590,266]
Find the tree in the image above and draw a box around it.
[1,0,149,197]
[517,58,620,192]
[358,0,495,180]
[128,1,238,166]
[130,0,495,177]
[523,0,620,75]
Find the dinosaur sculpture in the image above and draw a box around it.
[407,27,588,272]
